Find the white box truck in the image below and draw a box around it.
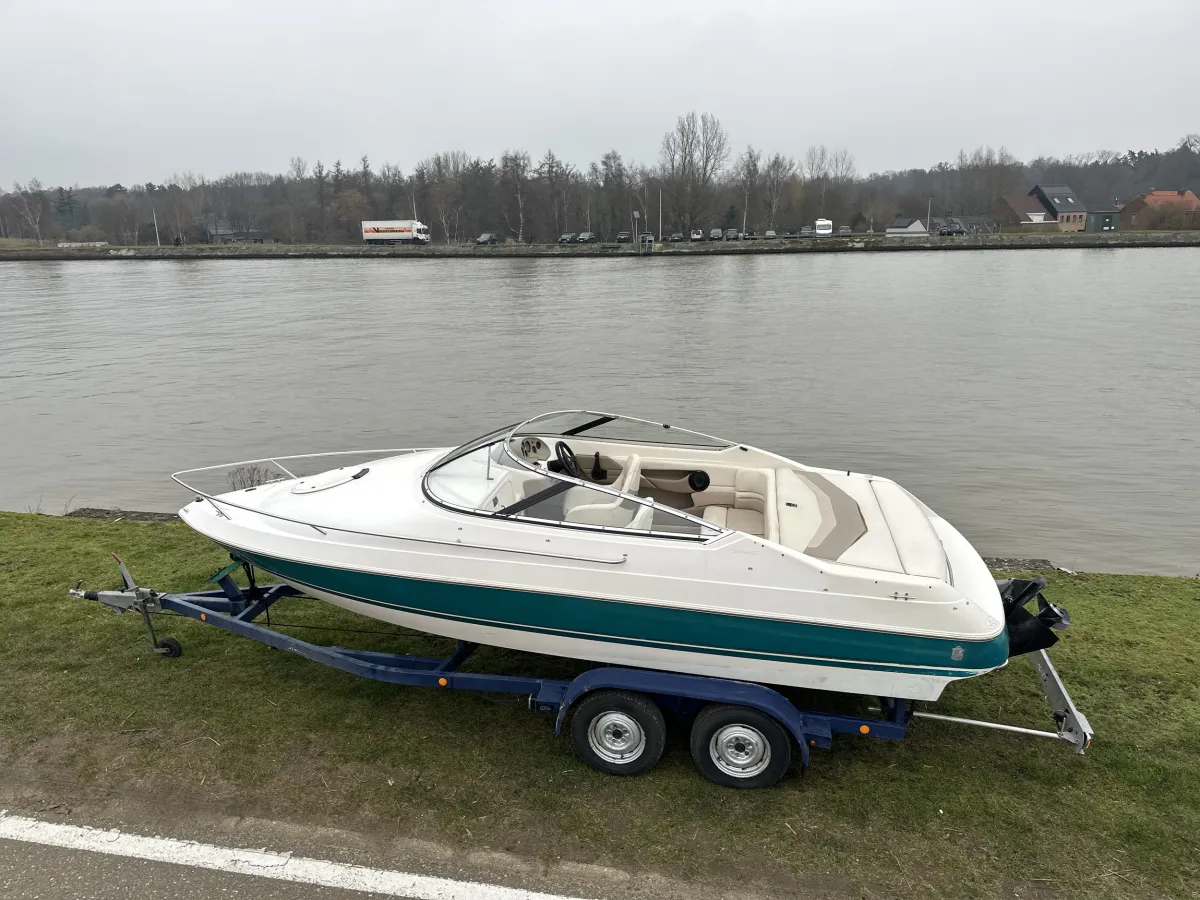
[362,220,431,245]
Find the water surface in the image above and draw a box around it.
[2,250,1197,574]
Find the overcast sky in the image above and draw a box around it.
[3,0,1197,187]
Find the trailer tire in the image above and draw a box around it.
[570,690,666,777]
[155,637,183,658]
[690,704,791,789]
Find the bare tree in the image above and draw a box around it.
[829,148,857,183]
[659,111,729,232]
[11,180,47,240]
[734,145,761,233]
[92,194,139,245]
[164,171,207,243]
[802,146,831,216]
[499,150,531,242]
[421,151,469,243]
[288,157,309,181]
[760,153,795,228]
[560,163,580,234]
[537,150,567,234]
[629,165,652,234]
[595,151,628,239]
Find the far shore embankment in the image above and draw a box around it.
[3,229,1200,261]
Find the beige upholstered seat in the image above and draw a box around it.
[563,455,643,526]
[701,468,779,542]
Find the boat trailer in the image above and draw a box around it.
[71,556,1093,789]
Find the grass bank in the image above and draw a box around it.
[1,511,1197,898]
[2,230,1200,261]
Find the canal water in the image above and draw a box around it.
[2,250,1197,574]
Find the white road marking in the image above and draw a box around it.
[0,812,595,900]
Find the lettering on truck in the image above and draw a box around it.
[364,226,413,234]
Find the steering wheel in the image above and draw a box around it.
[554,441,583,479]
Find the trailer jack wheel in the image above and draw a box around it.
[155,637,183,658]
[570,690,666,776]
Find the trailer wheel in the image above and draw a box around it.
[155,637,183,658]
[690,705,791,789]
[570,690,666,777]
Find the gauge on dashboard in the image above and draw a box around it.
[519,438,548,461]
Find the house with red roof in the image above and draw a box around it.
[1119,190,1200,230]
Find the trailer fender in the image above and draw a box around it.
[555,667,830,766]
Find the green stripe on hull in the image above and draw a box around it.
[235,550,1009,677]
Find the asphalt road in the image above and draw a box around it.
[0,839,391,900]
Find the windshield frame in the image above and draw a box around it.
[421,411,732,541]
[429,422,523,469]
[508,409,735,450]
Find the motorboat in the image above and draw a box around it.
[176,411,1072,702]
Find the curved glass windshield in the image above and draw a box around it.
[423,423,722,540]
[431,422,521,469]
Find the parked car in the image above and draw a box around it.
[709,228,723,241]
[690,229,704,241]
[558,233,576,244]
[800,225,814,237]
[837,225,852,236]
[476,232,498,245]
[724,228,738,241]
[764,230,777,240]
[938,225,966,236]
[576,231,596,243]
[669,232,683,242]
[615,231,632,243]
[743,229,757,240]
[639,232,655,243]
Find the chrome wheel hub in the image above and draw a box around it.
[588,711,646,764]
[710,724,771,778]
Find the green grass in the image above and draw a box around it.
[1,511,1198,898]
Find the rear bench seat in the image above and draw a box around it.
[701,468,779,542]
[701,467,866,560]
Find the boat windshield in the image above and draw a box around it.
[431,422,522,469]
[423,431,720,539]
[510,411,733,449]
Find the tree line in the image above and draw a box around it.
[4,113,1199,245]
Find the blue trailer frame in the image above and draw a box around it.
[71,556,1091,784]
